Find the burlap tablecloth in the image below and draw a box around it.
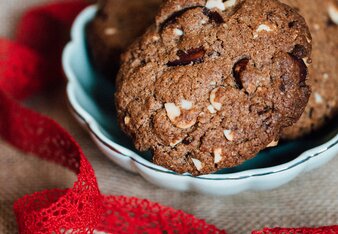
[0,1,337,233]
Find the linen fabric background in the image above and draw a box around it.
[0,0,337,233]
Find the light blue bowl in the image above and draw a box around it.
[62,6,338,196]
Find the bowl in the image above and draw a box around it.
[62,5,338,196]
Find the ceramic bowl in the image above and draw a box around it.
[62,6,338,196]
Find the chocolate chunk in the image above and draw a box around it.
[202,8,225,24]
[183,136,194,145]
[167,47,206,66]
[290,44,307,58]
[258,106,272,115]
[308,107,314,119]
[288,53,308,86]
[232,58,249,89]
[288,21,297,28]
[159,6,203,32]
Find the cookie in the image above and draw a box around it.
[86,0,162,77]
[115,0,312,175]
[280,0,338,139]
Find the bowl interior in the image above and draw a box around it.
[69,7,338,175]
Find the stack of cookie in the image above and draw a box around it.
[87,0,338,175]
[279,0,338,139]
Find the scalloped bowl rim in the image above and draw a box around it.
[62,6,338,187]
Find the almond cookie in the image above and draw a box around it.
[280,0,338,139]
[86,0,162,77]
[115,0,312,175]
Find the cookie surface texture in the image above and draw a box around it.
[116,0,312,175]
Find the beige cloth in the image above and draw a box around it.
[0,1,338,234]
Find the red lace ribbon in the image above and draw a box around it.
[0,1,336,233]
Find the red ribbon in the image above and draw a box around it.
[0,1,336,233]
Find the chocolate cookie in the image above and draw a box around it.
[115,0,312,175]
[280,0,338,139]
[86,0,162,77]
